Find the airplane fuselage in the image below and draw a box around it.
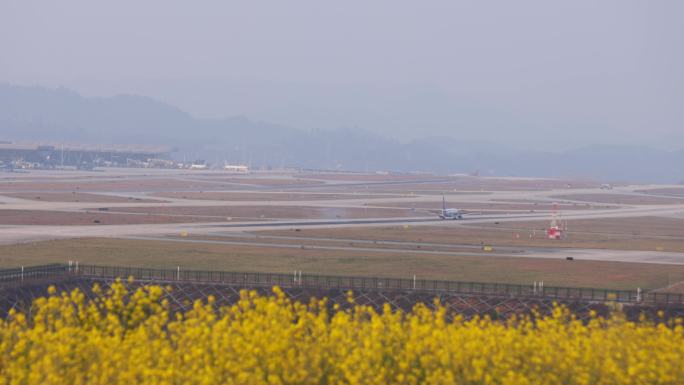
[438,196,464,219]
[439,209,463,220]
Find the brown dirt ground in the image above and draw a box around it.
[298,173,443,182]
[1,192,162,203]
[326,179,599,193]
[0,210,232,225]
[192,177,324,186]
[0,175,328,193]
[636,187,684,197]
[153,191,400,201]
[109,205,417,219]
[651,281,684,294]
[365,201,611,212]
[299,174,600,191]
[2,237,684,290]
[553,193,684,205]
[492,198,616,208]
[478,217,684,238]
[258,217,684,252]
[0,178,231,193]
[180,234,488,254]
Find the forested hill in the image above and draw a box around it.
[1,84,682,183]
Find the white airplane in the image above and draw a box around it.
[438,195,465,220]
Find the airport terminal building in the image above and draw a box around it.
[0,142,171,170]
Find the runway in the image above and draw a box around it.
[2,168,684,266]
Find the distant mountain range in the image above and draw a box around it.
[1,84,682,183]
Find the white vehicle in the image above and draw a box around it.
[438,195,465,220]
[224,164,249,174]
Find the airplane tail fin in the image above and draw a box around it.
[442,195,446,212]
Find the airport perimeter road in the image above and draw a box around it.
[122,235,684,266]
[0,217,444,245]
[2,207,684,265]
[0,209,635,245]
[1,200,684,246]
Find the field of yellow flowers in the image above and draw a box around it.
[0,281,683,385]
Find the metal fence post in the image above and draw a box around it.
[4,263,684,307]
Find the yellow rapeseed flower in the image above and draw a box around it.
[0,282,682,384]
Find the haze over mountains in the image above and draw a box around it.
[1,84,682,183]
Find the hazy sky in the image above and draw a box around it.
[2,0,683,150]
